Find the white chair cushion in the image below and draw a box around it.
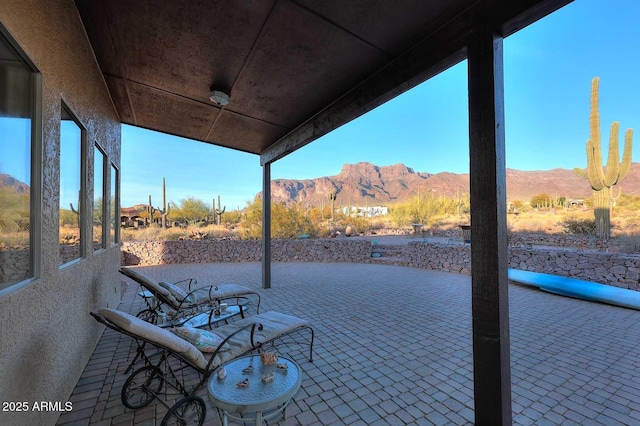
[97,308,206,369]
[120,268,180,309]
[170,326,231,353]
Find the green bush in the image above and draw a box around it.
[239,198,317,239]
[530,193,553,209]
[170,197,211,224]
[389,193,469,227]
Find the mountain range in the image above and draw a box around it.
[0,174,30,194]
[6,161,640,212]
[264,162,640,206]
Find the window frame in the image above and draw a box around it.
[59,102,86,267]
[109,162,119,245]
[0,24,42,297]
[93,143,107,252]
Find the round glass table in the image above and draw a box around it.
[207,354,301,425]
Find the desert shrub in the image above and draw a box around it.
[121,226,162,241]
[0,188,29,233]
[158,230,186,241]
[559,217,596,235]
[530,193,553,209]
[508,200,524,214]
[271,202,317,238]
[60,208,80,226]
[614,194,640,209]
[389,193,469,227]
[220,210,242,224]
[239,198,317,239]
[121,223,235,241]
[341,216,370,235]
[614,234,640,253]
[615,215,640,233]
[170,197,211,224]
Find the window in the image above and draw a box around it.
[60,104,84,265]
[0,27,39,291]
[109,163,119,245]
[93,145,106,251]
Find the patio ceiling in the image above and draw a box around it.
[75,0,570,163]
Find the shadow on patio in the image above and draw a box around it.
[57,262,640,425]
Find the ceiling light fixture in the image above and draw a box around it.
[209,87,230,106]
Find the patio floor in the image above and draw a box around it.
[57,262,640,425]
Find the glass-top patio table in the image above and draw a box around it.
[208,354,301,425]
[158,304,247,329]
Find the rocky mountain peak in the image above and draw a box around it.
[260,162,640,206]
[338,162,380,178]
[338,162,416,179]
[0,174,30,194]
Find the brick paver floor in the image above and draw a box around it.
[57,262,640,425]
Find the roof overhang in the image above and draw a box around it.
[74,0,572,163]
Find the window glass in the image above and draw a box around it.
[0,30,36,289]
[93,145,106,251]
[109,163,119,245]
[59,105,83,264]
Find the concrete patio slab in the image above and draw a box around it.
[57,262,640,425]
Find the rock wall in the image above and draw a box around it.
[407,242,640,290]
[507,247,640,289]
[1,245,86,282]
[121,239,640,290]
[121,239,372,266]
[508,233,609,250]
[405,242,472,275]
[0,247,29,283]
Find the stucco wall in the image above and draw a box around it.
[0,2,121,425]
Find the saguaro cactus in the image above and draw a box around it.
[160,177,169,229]
[147,195,158,226]
[586,77,633,239]
[213,194,226,226]
[328,191,337,222]
[70,201,80,226]
[146,179,170,228]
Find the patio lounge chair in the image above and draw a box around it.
[119,267,261,321]
[90,308,314,425]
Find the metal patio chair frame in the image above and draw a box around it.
[120,267,261,322]
[91,308,314,425]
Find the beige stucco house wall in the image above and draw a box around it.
[0,1,121,424]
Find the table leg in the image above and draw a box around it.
[256,411,263,425]
[222,411,228,426]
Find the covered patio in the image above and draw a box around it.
[72,1,574,420]
[0,1,610,424]
[58,262,640,425]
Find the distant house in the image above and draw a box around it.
[339,206,389,217]
[121,205,152,227]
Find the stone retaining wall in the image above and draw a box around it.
[0,247,29,283]
[507,247,640,289]
[508,233,609,250]
[405,242,472,275]
[1,245,107,282]
[121,239,372,266]
[407,242,640,290]
[121,239,640,290]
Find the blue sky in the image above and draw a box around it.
[121,0,640,209]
